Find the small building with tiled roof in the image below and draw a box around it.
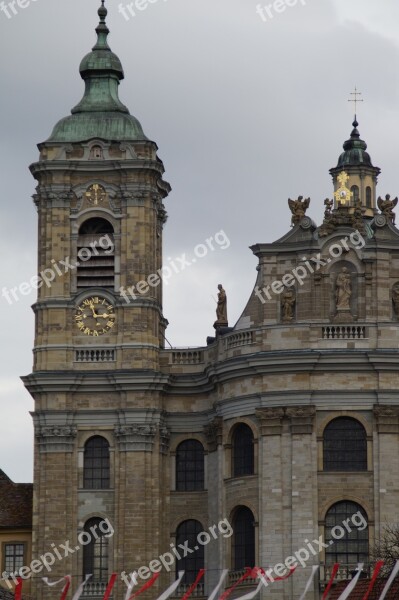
[0,470,32,596]
[326,577,399,599]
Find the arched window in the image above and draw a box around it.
[351,185,360,204]
[84,436,110,489]
[77,218,115,289]
[176,520,204,584]
[232,424,254,477]
[323,417,367,471]
[176,440,204,491]
[366,187,372,208]
[325,502,368,571]
[232,507,255,571]
[82,517,110,582]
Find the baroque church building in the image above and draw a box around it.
[21,2,399,599]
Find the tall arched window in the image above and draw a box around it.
[82,518,110,582]
[176,440,204,491]
[176,520,204,584]
[232,507,255,571]
[77,218,115,289]
[84,436,110,489]
[232,424,254,477]
[366,186,372,208]
[323,417,367,471]
[351,185,360,204]
[325,502,368,570]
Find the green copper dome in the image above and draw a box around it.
[336,119,373,168]
[47,1,147,143]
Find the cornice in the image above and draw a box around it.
[21,349,399,396]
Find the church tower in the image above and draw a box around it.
[330,118,381,218]
[23,3,171,598]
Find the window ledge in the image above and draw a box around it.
[224,474,257,483]
[171,489,208,494]
[78,488,115,492]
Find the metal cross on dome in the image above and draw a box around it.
[348,86,364,118]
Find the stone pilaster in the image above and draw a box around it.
[373,406,399,532]
[114,424,157,452]
[256,407,285,435]
[286,406,317,600]
[204,416,223,452]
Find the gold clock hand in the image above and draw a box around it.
[89,303,100,318]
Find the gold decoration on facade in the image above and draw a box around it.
[85,183,107,206]
[334,171,353,206]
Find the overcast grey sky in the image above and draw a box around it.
[1,0,398,482]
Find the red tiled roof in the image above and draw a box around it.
[327,577,399,599]
[0,470,32,529]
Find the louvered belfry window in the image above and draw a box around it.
[77,218,114,289]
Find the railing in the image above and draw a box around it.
[171,350,204,365]
[225,331,254,349]
[75,349,116,362]
[320,563,371,582]
[228,570,259,586]
[82,581,108,597]
[173,583,205,597]
[322,326,367,340]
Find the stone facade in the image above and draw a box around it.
[22,5,399,600]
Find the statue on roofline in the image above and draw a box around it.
[288,196,310,227]
[214,284,228,329]
[378,194,398,225]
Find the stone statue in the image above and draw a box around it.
[214,284,228,327]
[377,194,398,224]
[335,267,352,310]
[324,198,333,218]
[392,284,399,318]
[351,199,365,235]
[288,196,310,226]
[281,288,296,322]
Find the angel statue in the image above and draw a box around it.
[377,194,398,225]
[288,196,311,226]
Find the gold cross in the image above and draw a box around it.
[348,86,363,118]
[338,171,350,187]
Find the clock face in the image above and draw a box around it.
[85,184,107,206]
[75,296,116,336]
